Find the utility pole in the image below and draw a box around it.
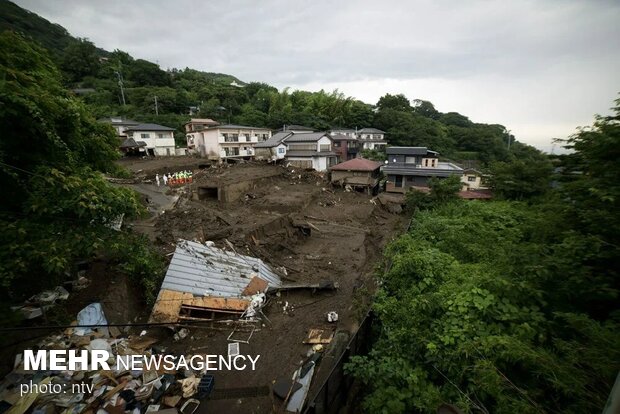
[154,95,159,115]
[115,71,126,106]
[506,129,512,150]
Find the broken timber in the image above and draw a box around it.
[271,280,339,292]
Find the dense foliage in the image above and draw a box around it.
[347,98,620,413]
[0,31,164,309]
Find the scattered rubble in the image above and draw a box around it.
[8,160,408,413]
[0,305,217,414]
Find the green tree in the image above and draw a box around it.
[60,38,101,83]
[348,96,620,414]
[489,158,552,200]
[412,99,440,119]
[377,93,412,112]
[348,201,620,413]
[0,32,154,303]
[127,59,171,87]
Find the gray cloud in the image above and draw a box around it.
[14,0,620,150]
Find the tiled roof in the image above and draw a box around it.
[255,132,292,148]
[125,123,175,132]
[120,138,147,148]
[358,127,385,134]
[331,133,357,141]
[284,132,330,143]
[330,158,383,171]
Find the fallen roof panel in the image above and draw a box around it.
[161,239,281,298]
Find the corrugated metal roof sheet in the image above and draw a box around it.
[161,240,281,298]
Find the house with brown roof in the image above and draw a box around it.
[330,158,383,194]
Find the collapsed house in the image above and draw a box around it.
[149,240,282,324]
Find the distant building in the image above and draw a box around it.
[254,131,292,161]
[330,133,359,161]
[329,128,358,139]
[330,158,383,194]
[357,128,387,150]
[285,132,338,171]
[460,168,487,190]
[99,117,140,140]
[184,118,219,133]
[124,123,177,156]
[187,124,272,160]
[119,138,147,156]
[383,146,463,193]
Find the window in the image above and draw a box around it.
[468,176,476,182]
[157,133,165,139]
[405,156,417,164]
[140,133,150,139]
[278,147,285,154]
[395,175,403,186]
[288,143,316,151]
[334,142,340,147]
[319,144,331,152]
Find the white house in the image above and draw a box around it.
[357,127,387,150]
[461,168,488,190]
[186,124,272,160]
[284,132,337,171]
[99,117,139,139]
[329,128,357,139]
[124,123,177,156]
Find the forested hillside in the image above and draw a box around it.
[0,30,164,323]
[347,99,620,412]
[0,0,541,167]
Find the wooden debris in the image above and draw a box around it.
[303,328,334,344]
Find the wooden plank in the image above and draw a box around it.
[185,296,249,311]
[149,289,185,323]
[304,328,334,344]
[150,290,250,323]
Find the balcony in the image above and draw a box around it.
[218,135,259,144]
[219,148,255,158]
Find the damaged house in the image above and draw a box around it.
[150,240,282,324]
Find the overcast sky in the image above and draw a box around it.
[16,0,620,152]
